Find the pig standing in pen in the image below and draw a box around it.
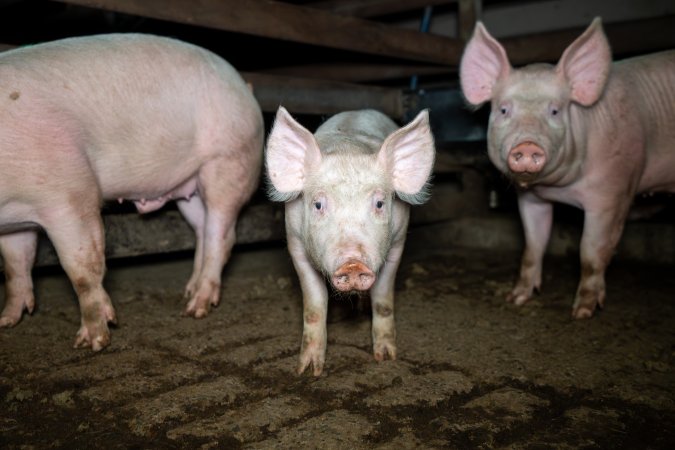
[266,107,435,375]
[0,34,263,349]
[459,18,675,318]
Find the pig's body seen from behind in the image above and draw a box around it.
[266,107,435,375]
[460,18,675,318]
[0,34,264,349]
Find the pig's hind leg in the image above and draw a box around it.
[42,206,116,351]
[574,204,630,318]
[0,231,38,327]
[178,157,257,319]
[176,195,206,306]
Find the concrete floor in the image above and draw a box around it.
[1,221,673,448]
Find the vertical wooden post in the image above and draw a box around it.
[458,0,481,41]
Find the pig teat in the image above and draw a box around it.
[332,260,375,292]
[507,141,546,174]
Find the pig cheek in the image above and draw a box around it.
[487,118,510,173]
[543,109,568,167]
[304,200,331,274]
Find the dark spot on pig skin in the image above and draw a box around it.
[73,276,93,295]
[9,91,19,100]
[373,303,393,317]
[304,310,322,324]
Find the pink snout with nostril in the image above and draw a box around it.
[507,142,546,174]
[332,260,375,292]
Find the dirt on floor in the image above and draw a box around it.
[0,231,674,449]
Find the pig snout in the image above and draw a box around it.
[507,142,546,174]
[332,260,375,292]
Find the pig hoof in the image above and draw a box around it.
[297,361,324,377]
[572,306,595,319]
[297,351,325,376]
[374,343,397,362]
[506,287,536,306]
[73,326,111,351]
[184,287,220,319]
[183,301,209,318]
[193,308,209,319]
[0,315,20,328]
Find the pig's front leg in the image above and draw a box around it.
[508,191,553,305]
[0,231,38,327]
[287,234,329,376]
[574,205,629,318]
[369,236,406,362]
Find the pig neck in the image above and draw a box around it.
[531,76,644,204]
[523,110,586,190]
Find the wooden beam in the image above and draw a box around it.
[18,167,492,270]
[308,0,455,18]
[242,72,407,119]
[502,15,675,66]
[56,0,464,65]
[21,202,286,269]
[257,63,454,83]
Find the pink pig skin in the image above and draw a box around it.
[265,107,435,376]
[460,18,675,318]
[0,34,263,350]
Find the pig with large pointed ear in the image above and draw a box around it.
[460,17,675,318]
[266,107,435,376]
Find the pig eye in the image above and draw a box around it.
[549,104,560,116]
[372,192,387,214]
[312,194,327,214]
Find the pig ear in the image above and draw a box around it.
[556,17,611,106]
[378,109,435,205]
[265,106,322,201]
[460,21,511,106]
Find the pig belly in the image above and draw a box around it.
[640,152,675,193]
[531,184,584,209]
[129,177,198,214]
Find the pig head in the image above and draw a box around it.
[460,18,675,318]
[266,107,435,375]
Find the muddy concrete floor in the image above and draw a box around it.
[1,231,674,449]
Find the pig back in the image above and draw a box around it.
[613,50,675,192]
[568,50,675,194]
[0,34,262,197]
[315,109,398,155]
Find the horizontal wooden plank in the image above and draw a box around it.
[257,63,453,83]
[243,72,407,118]
[308,0,455,18]
[481,0,674,40]
[56,0,464,65]
[412,214,675,265]
[502,15,675,66]
[25,202,286,268]
[11,156,492,269]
